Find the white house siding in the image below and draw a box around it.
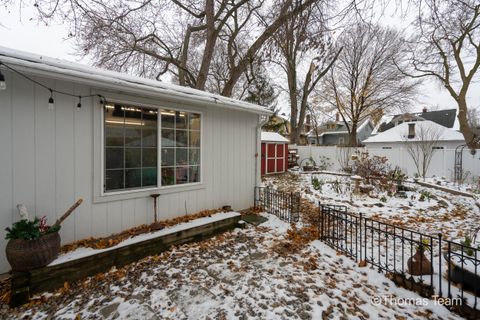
[0,70,258,273]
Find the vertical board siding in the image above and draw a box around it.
[0,70,13,271]
[55,82,76,244]
[0,72,258,273]
[73,89,93,241]
[34,77,56,234]
[12,74,36,221]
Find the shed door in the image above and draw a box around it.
[266,143,275,174]
[276,144,284,173]
[264,143,286,174]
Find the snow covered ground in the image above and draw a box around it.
[264,172,480,243]
[1,214,462,319]
[50,212,240,266]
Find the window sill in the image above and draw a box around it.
[93,183,206,203]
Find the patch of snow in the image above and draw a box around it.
[363,120,464,143]
[9,213,464,320]
[50,212,240,266]
[0,46,271,116]
[261,131,289,143]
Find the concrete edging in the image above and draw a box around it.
[10,214,241,306]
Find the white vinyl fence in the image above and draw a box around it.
[292,145,480,180]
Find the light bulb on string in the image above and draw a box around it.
[48,89,55,110]
[77,96,82,110]
[0,68,6,90]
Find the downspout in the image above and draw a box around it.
[255,114,269,187]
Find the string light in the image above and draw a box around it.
[0,61,105,109]
[77,96,82,109]
[0,67,5,90]
[48,89,55,110]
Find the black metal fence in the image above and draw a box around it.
[254,187,300,223]
[318,202,480,318]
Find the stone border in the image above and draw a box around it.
[415,180,474,198]
[10,214,242,306]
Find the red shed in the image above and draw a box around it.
[261,132,289,175]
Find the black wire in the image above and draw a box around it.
[0,60,105,102]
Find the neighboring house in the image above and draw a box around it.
[307,118,374,146]
[363,120,465,149]
[262,113,312,145]
[261,132,289,175]
[373,108,457,135]
[0,46,271,273]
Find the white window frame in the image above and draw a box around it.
[94,94,204,202]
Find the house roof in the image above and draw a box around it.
[0,46,272,115]
[375,109,457,133]
[307,118,373,137]
[363,120,464,144]
[261,131,289,143]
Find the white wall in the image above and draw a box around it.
[292,144,480,179]
[0,70,258,273]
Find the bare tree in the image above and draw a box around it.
[265,1,342,144]
[336,146,354,172]
[398,0,480,147]
[468,108,480,133]
[403,122,442,180]
[26,0,324,98]
[307,105,322,145]
[323,23,417,146]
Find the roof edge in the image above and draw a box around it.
[0,46,272,115]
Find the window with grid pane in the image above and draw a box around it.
[104,104,158,192]
[161,110,200,186]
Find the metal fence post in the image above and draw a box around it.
[317,202,321,239]
[438,233,442,297]
[290,192,293,223]
[359,213,363,262]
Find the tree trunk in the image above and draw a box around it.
[349,122,358,147]
[457,97,477,148]
[290,127,299,145]
[195,0,216,91]
[288,61,299,144]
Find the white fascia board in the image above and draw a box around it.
[0,52,272,116]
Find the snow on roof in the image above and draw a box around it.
[363,120,465,144]
[0,46,271,115]
[261,131,289,143]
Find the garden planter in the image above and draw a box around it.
[407,249,433,275]
[6,232,61,272]
[445,253,480,296]
[302,165,314,172]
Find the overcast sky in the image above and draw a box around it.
[0,3,478,116]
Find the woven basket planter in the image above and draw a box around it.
[6,232,61,272]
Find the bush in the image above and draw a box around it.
[351,151,405,192]
[353,151,391,180]
[5,217,60,240]
[311,176,324,192]
[317,156,332,171]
